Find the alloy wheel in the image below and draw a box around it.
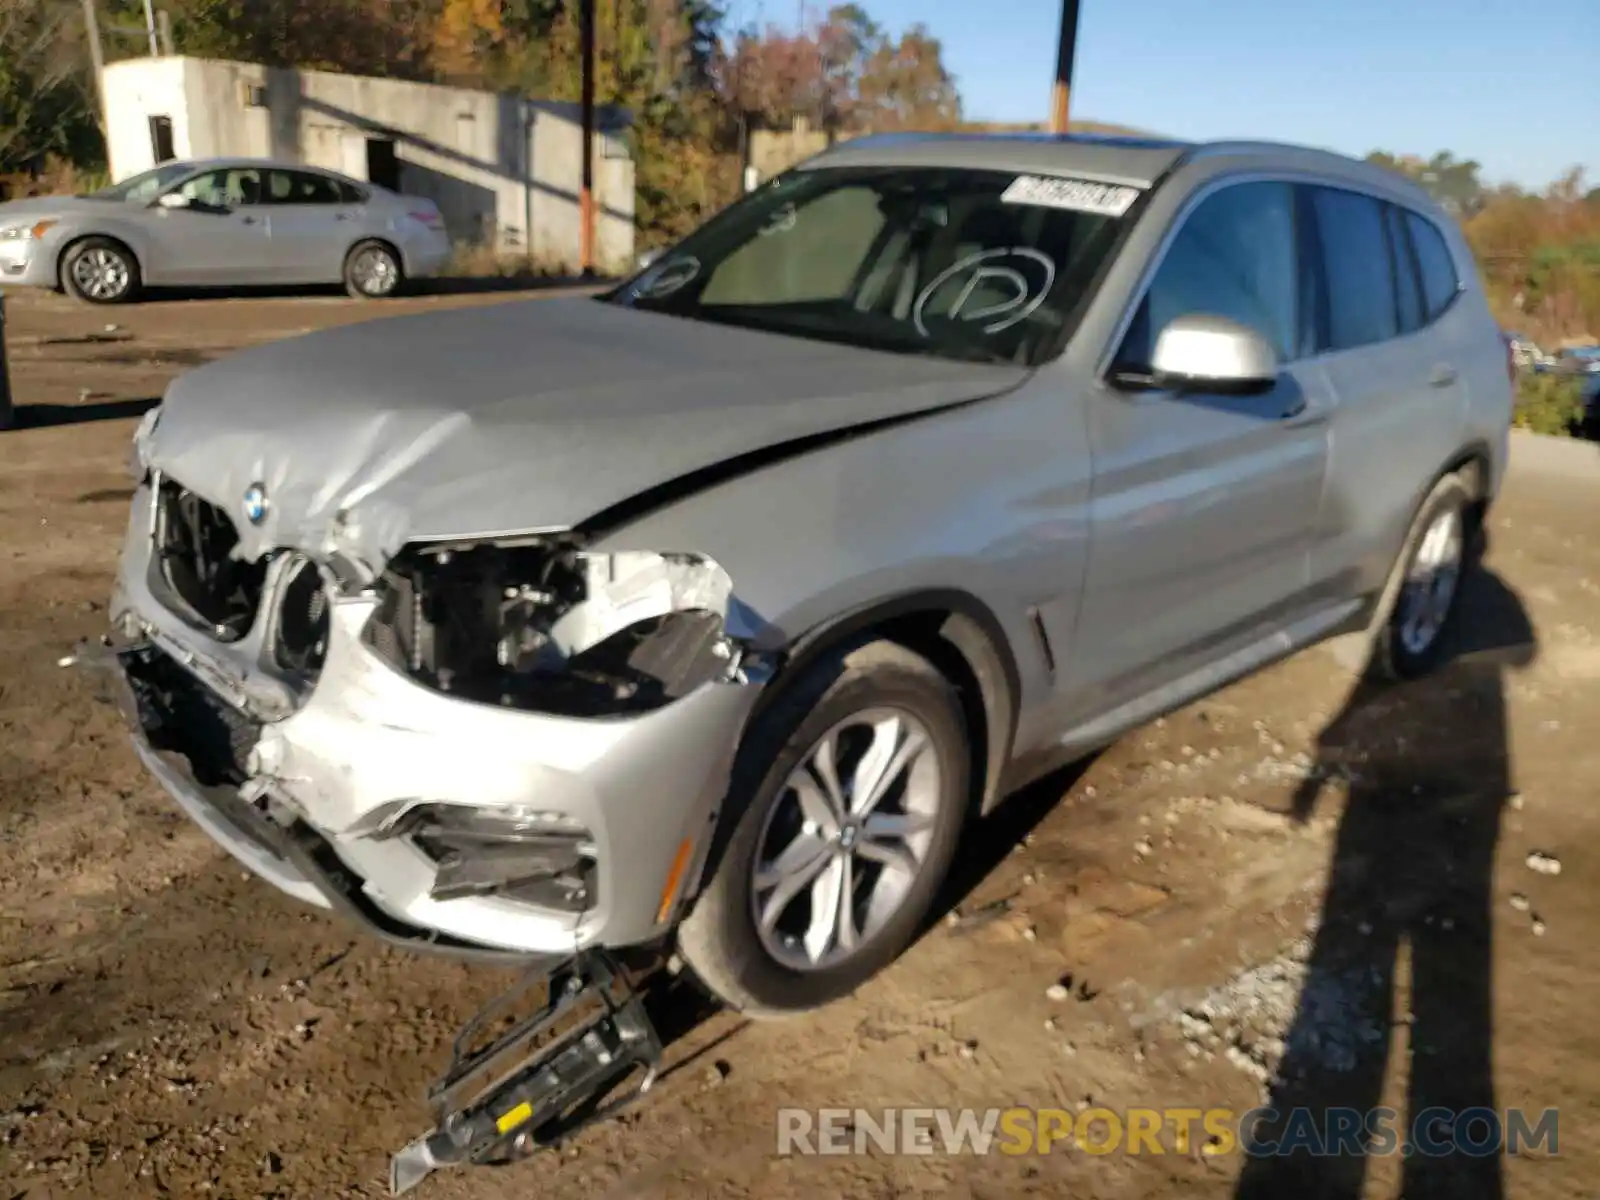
[750,707,943,972]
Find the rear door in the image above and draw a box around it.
[1301,186,1470,600]
[1067,178,1332,713]
[261,169,357,283]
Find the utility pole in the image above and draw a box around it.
[141,0,159,54]
[1049,0,1081,134]
[578,0,597,277]
[80,0,108,138]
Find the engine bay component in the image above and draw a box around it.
[362,539,750,716]
[273,554,331,677]
[153,475,268,641]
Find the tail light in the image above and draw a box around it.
[407,207,444,231]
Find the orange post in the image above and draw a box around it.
[1050,0,1081,134]
[578,0,597,276]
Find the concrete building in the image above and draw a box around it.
[101,56,635,272]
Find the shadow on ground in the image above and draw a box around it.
[9,396,159,429]
[1233,552,1536,1200]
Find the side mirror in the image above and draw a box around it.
[1150,313,1279,394]
[156,192,190,210]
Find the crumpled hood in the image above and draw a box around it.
[144,295,1027,574]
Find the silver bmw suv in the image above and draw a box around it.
[105,133,1511,1019]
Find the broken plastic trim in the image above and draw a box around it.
[389,949,662,1195]
[389,803,600,911]
[360,537,766,717]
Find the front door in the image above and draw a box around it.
[1067,179,1332,714]
[148,166,273,284]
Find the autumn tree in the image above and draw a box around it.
[723,4,960,133]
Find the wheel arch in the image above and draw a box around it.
[752,588,1022,819]
[1437,439,1494,550]
[346,236,404,269]
[57,232,142,291]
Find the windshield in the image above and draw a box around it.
[89,162,196,203]
[603,166,1140,366]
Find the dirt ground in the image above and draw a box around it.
[1,284,1597,1200]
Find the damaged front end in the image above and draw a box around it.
[103,466,780,1196]
[359,538,769,719]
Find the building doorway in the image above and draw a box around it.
[148,115,175,164]
[365,138,400,192]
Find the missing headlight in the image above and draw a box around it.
[360,539,748,716]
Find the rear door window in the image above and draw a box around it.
[1307,186,1397,352]
[266,170,344,205]
[1405,211,1461,320]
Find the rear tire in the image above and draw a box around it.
[61,237,140,304]
[343,240,404,299]
[1345,472,1474,682]
[677,639,970,1018]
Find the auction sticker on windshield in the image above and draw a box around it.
[1001,175,1142,217]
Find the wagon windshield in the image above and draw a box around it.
[603,165,1141,367]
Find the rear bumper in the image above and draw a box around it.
[398,231,451,279]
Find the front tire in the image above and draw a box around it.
[343,240,404,299]
[61,237,140,304]
[678,639,970,1017]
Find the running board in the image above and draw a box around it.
[389,949,662,1195]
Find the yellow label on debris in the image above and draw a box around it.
[496,1101,534,1135]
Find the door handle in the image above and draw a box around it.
[335,212,352,221]
[1429,364,1458,388]
[240,215,259,225]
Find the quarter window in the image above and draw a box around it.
[1406,211,1461,320]
[1308,186,1397,352]
[1384,203,1425,335]
[1116,180,1297,370]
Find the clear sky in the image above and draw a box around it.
[778,0,1600,191]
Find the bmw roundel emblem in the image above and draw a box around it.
[242,483,268,526]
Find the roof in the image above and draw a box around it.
[142,156,363,179]
[803,132,1194,188]
[801,132,1433,203]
